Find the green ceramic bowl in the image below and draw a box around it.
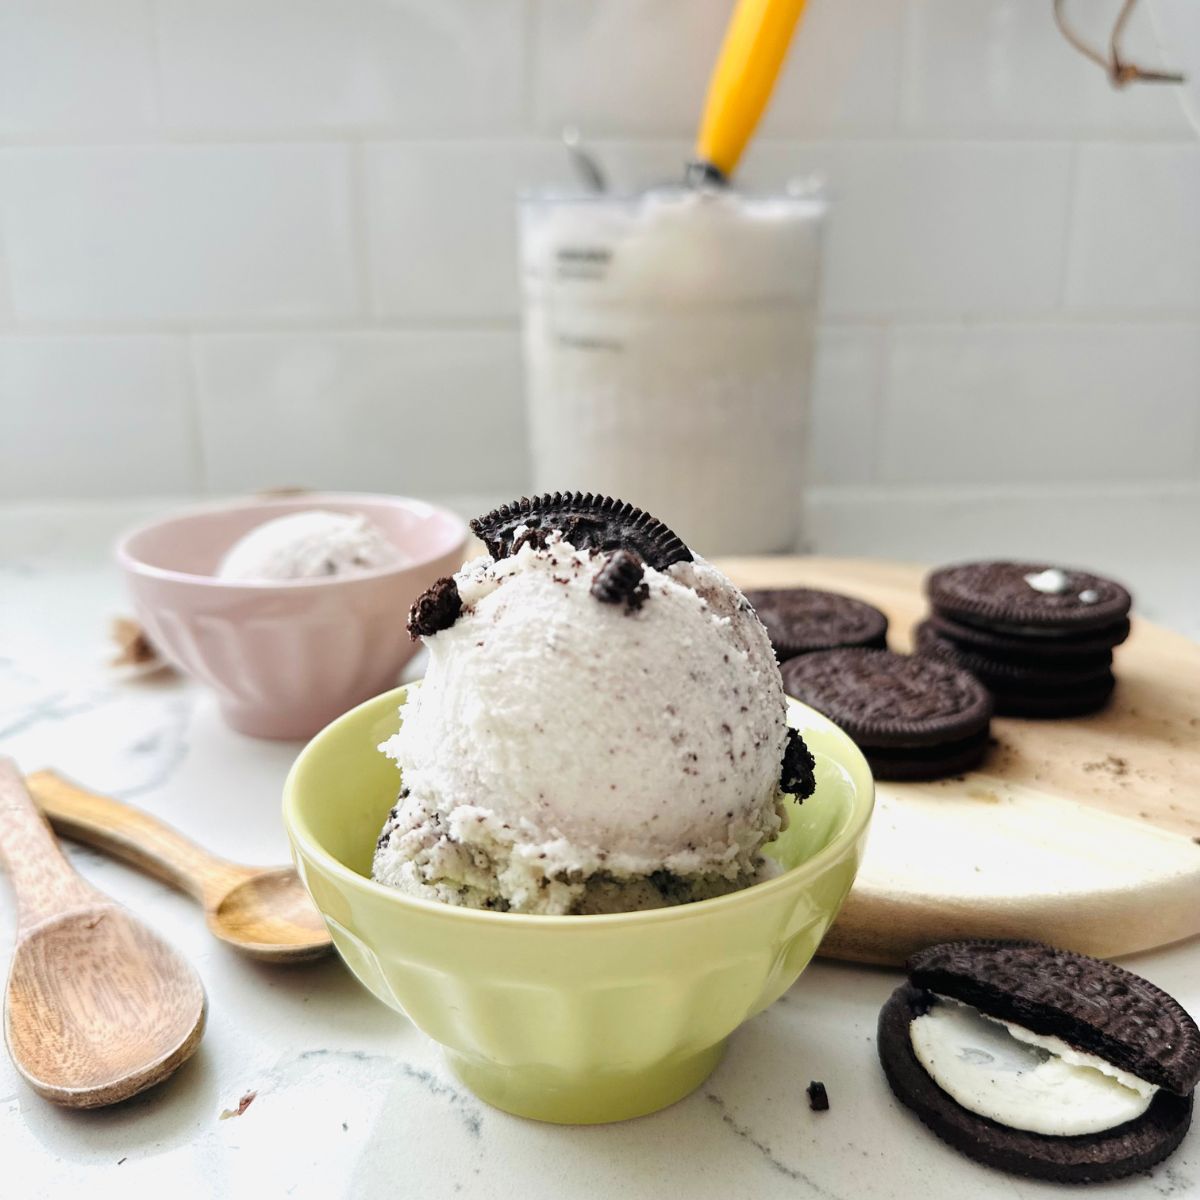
[283,685,874,1125]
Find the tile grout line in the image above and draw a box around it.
[143,0,167,133]
[869,321,893,485]
[1193,335,1200,482]
[522,0,540,136]
[1056,142,1081,311]
[2,313,1198,339]
[2,131,1198,151]
[348,139,374,321]
[0,317,525,337]
[0,223,14,326]
[894,0,919,139]
[181,333,209,493]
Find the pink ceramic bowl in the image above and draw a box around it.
[117,494,468,739]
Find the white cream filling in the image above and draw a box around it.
[1023,567,1071,595]
[910,996,1157,1137]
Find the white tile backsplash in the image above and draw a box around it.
[2,145,358,323]
[880,323,1200,485]
[1066,144,1200,313]
[904,0,1190,138]
[1,0,1197,500]
[365,141,570,319]
[193,330,528,494]
[0,234,13,327]
[810,325,886,485]
[154,0,527,135]
[761,0,907,136]
[741,138,1074,317]
[0,0,157,138]
[0,336,196,499]
[535,0,905,139]
[815,142,1074,318]
[534,0,725,138]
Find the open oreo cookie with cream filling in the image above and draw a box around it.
[878,940,1199,1184]
[743,587,888,660]
[781,648,991,781]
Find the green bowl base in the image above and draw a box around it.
[444,1040,727,1124]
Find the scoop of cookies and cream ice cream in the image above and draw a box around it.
[217,510,403,581]
[371,493,814,915]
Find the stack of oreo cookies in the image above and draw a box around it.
[917,562,1132,718]
[782,648,992,781]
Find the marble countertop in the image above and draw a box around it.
[2,496,1198,1200]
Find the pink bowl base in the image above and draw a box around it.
[119,494,467,741]
[220,679,408,741]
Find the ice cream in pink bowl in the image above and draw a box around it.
[117,494,468,739]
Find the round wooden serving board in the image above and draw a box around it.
[717,557,1200,966]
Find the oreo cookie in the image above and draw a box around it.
[879,940,1199,1183]
[927,562,1132,635]
[864,729,992,783]
[988,677,1117,719]
[743,587,888,660]
[470,493,692,571]
[914,621,1117,718]
[923,561,1133,720]
[928,611,1130,662]
[781,649,992,781]
[915,621,1112,687]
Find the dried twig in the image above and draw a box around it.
[1053,0,1184,88]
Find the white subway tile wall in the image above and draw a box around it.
[809,325,887,485]
[1,0,1197,501]
[0,336,196,498]
[1066,144,1200,312]
[193,331,527,494]
[4,144,359,323]
[365,142,571,319]
[881,323,1200,484]
[0,232,12,323]
[904,0,1189,138]
[0,0,158,138]
[154,0,528,136]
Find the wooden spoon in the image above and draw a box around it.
[0,758,206,1107]
[27,771,331,964]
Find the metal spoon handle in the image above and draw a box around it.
[0,759,97,932]
[27,771,248,907]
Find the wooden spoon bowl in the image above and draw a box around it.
[28,771,332,966]
[0,760,206,1107]
[210,866,330,961]
[7,906,206,1107]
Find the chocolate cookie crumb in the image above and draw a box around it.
[408,576,462,639]
[807,1081,829,1111]
[511,525,550,554]
[781,728,817,799]
[591,549,649,611]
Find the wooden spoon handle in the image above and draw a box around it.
[0,758,97,931]
[26,771,248,907]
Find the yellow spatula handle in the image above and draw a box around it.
[694,0,808,180]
